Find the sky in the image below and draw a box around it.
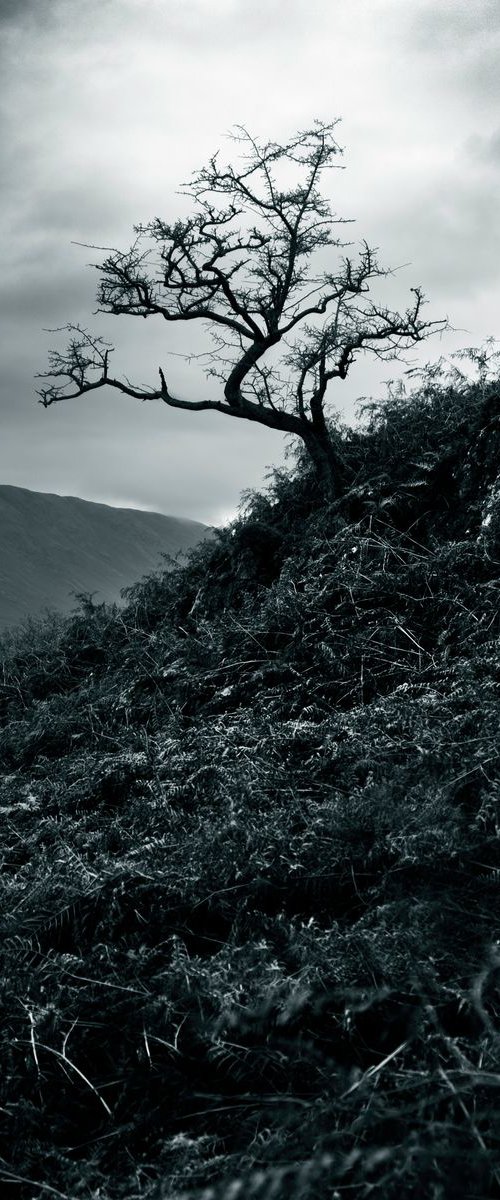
[0,0,499,525]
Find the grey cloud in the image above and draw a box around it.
[407,1,500,101]
[11,184,128,237]
[377,181,500,302]
[452,46,500,106]
[118,0,311,51]
[410,0,500,48]
[0,0,61,30]
[0,0,112,28]
[0,265,94,324]
[0,0,35,21]
[465,129,500,168]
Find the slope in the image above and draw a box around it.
[0,365,499,1199]
[0,484,208,630]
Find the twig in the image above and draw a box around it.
[37,1041,112,1116]
[341,1040,410,1097]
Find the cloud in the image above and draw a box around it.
[410,0,500,47]
[0,0,35,21]
[407,0,500,105]
[0,0,62,32]
[466,128,500,168]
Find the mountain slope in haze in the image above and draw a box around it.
[0,484,208,630]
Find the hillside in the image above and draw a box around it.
[0,485,207,631]
[0,364,499,1199]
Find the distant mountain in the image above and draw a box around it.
[0,484,208,631]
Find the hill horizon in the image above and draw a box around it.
[0,483,208,632]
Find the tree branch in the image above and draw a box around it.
[38,123,446,496]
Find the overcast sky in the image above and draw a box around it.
[1,0,499,525]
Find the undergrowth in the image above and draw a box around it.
[1,359,500,1198]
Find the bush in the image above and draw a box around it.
[1,361,500,1198]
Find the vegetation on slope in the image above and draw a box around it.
[1,357,500,1199]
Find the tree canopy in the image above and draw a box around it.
[37,121,446,493]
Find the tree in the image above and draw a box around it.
[37,121,445,496]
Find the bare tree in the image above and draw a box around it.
[37,121,445,495]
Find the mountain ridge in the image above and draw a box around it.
[0,483,208,630]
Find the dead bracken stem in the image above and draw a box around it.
[37,1040,112,1117]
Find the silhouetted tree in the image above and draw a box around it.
[37,122,445,495]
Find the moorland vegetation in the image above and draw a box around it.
[1,353,500,1198]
